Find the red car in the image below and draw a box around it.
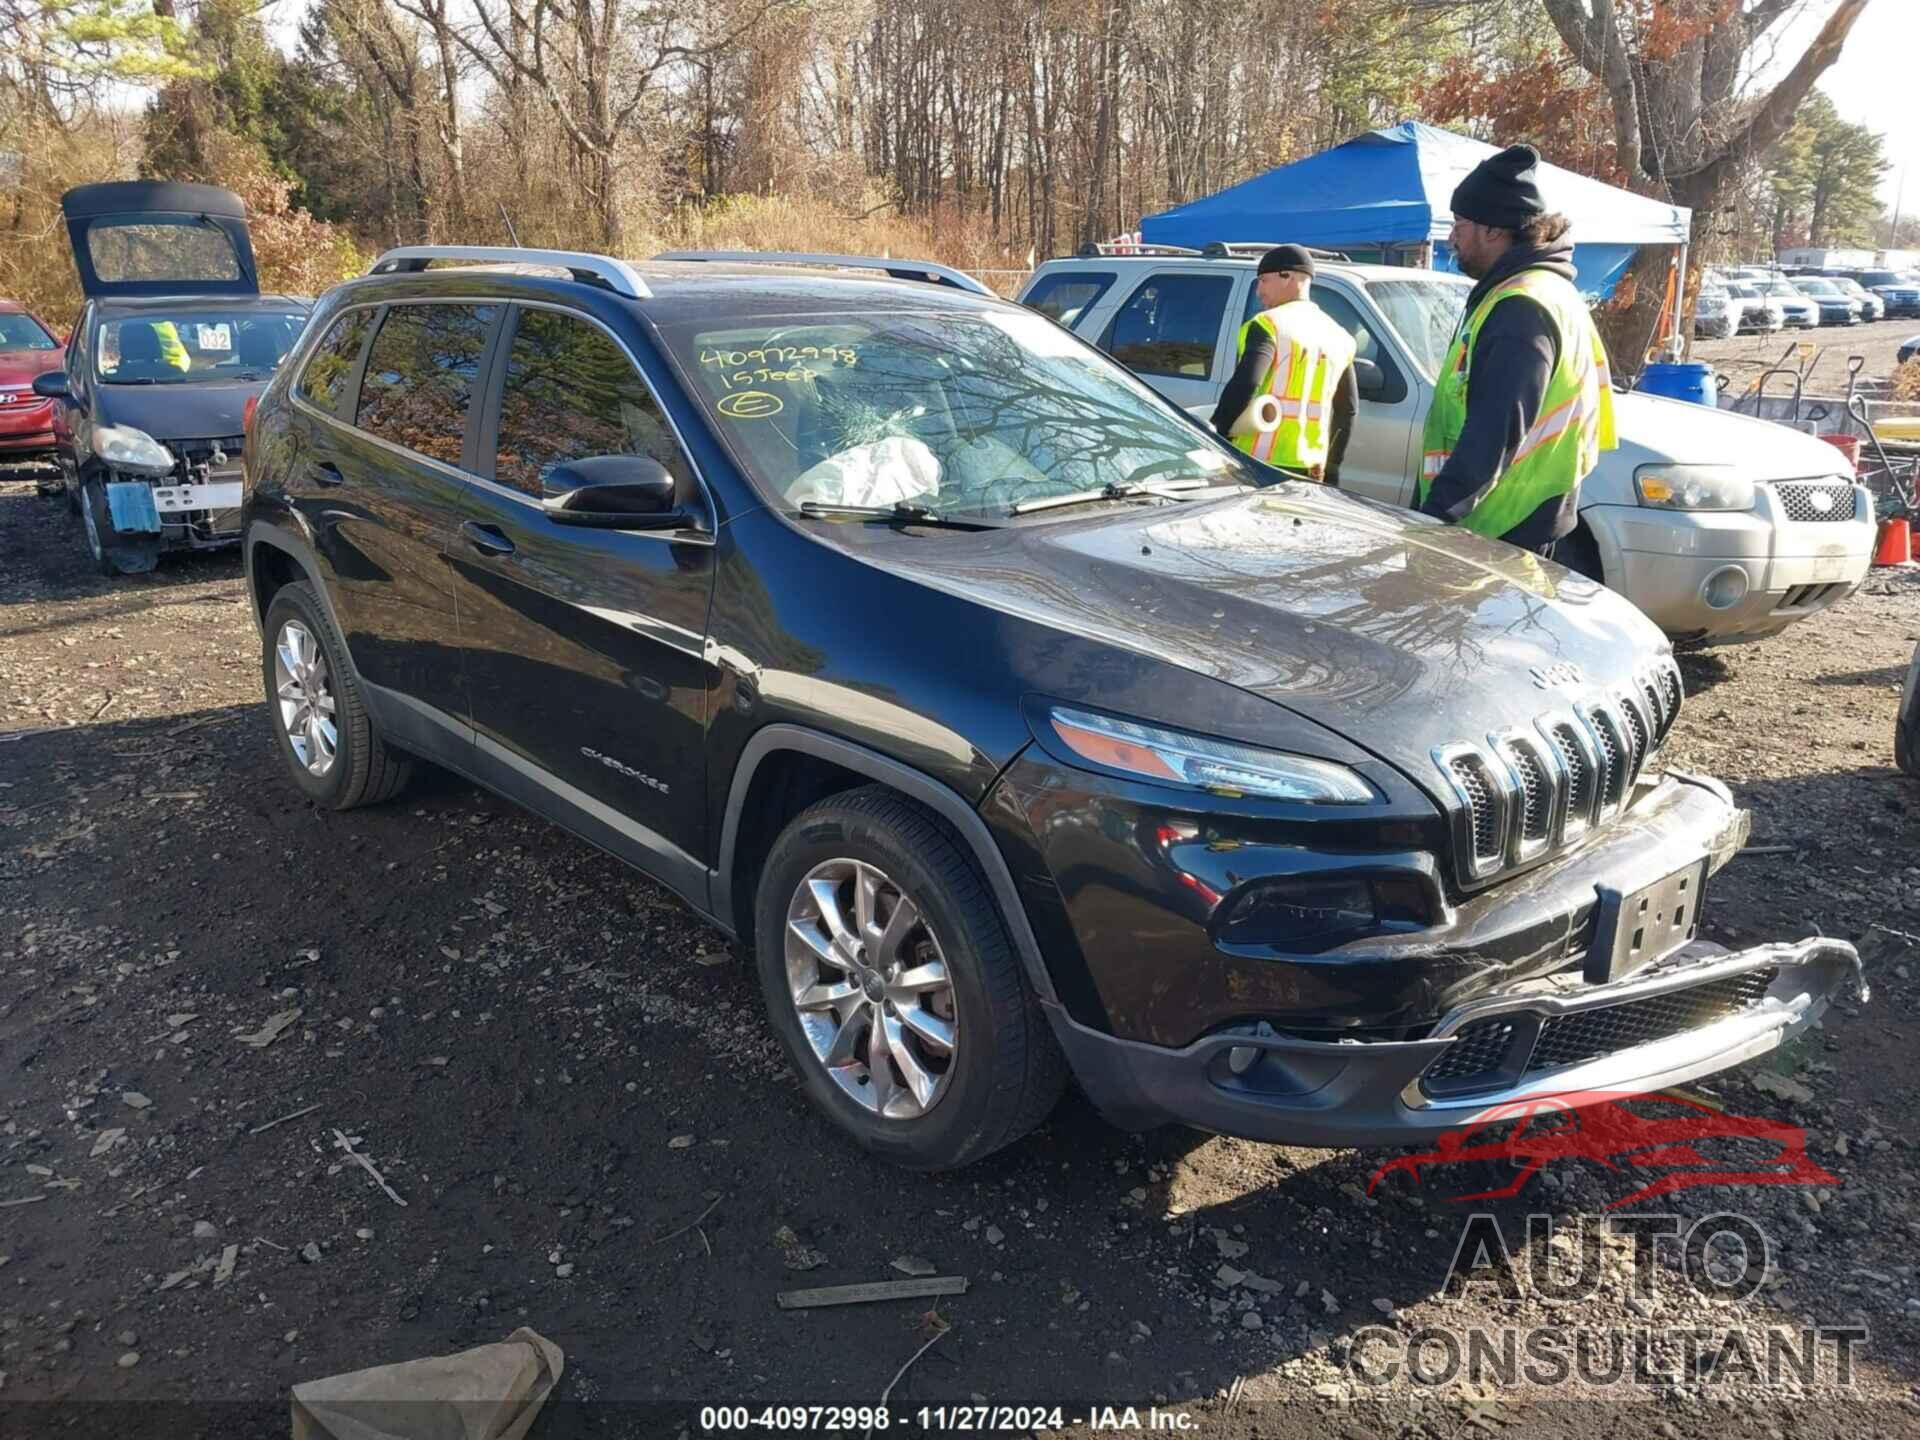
[1367,1090,1838,1210]
[0,300,67,488]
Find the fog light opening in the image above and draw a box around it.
[1700,565,1750,611]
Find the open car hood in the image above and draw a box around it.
[61,182,259,299]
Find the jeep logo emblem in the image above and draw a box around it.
[1530,662,1584,691]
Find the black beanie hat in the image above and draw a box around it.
[1257,243,1315,278]
[1451,143,1547,231]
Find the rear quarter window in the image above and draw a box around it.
[1023,270,1116,328]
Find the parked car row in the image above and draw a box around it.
[1710,262,1920,326]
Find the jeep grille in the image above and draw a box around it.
[1434,658,1683,887]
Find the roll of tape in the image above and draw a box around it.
[1230,392,1281,438]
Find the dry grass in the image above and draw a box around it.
[1893,359,1920,403]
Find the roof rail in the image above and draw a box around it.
[654,250,993,296]
[1074,241,1202,258]
[367,245,652,299]
[1199,242,1352,262]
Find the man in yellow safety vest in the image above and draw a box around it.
[1210,244,1357,482]
[1416,143,1615,556]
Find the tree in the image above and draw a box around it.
[1540,0,1877,362]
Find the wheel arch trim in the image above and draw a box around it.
[714,725,1058,1008]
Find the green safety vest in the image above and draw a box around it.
[153,321,190,372]
[1417,268,1616,539]
[1230,299,1357,473]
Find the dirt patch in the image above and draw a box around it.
[1693,317,1919,404]
[2,478,1919,1434]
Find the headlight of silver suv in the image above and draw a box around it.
[1048,706,1377,803]
[1634,464,1753,512]
[94,424,176,477]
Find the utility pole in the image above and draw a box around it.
[1892,153,1911,250]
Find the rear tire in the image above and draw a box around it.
[262,581,412,809]
[753,785,1068,1170]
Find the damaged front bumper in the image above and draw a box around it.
[1049,935,1864,1146]
[1059,936,1866,1152]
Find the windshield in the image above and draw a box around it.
[1796,279,1840,297]
[1729,284,1758,298]
[1365,278,1466,379]
[1765,282,1801,298]
[659,308,1257,520]
[0,312,57,351]
[97,310,304,385]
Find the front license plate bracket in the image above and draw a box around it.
[1588,857,1708,984]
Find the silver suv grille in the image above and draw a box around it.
[1434,658,1683,887]
[1771,480,1856,523]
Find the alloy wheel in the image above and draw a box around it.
[784,857,958,1120]
[274,618,339,777]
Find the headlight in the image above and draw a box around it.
[1634,464,1753,512]
[94,424,175,476]
[1047,706,1377,803]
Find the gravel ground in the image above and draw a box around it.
[1693,316,1919,403]
[3,477,1920,1437]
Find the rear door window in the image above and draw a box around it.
[295,309,374,418]
[1101,272,1232,379]
[1023,270,1116,328]
[355,303,497,469]
[491,308,691,498]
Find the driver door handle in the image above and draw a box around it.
[307,460,343,486]
[461,520,515,556]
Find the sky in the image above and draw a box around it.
[1769,0,1920,220]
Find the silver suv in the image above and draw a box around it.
[1022,247,1873,645]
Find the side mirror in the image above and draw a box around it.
[541,455,688,530]
[32,371,71,401]
[1353,358,1386,400]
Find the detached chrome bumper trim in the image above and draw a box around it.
[1405,936,1864,1112]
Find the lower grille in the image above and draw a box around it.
[1772,481,1856,524]
[1423,967,1779,1096]
[1528,967,1776,1073]
[1776,582,1845,613]
[1422,1019,1518,1089]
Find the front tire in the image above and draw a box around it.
[261,581,412,809]
[78,477,156,576]
[754,786,1068,1170]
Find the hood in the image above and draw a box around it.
[0,347,63,388]
[1609,390,1854,483]
[861,485,1669,789]
[96,378,259,441]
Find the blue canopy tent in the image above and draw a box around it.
[1140,121,1691,300]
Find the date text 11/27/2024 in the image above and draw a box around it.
[699,1405,1200,1432]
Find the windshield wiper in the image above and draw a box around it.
[1010,478,1219,516]
[796,500,1003,530]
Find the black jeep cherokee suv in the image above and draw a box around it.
[241,245,1862,1170]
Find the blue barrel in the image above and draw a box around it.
[1636,361,1717,407]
